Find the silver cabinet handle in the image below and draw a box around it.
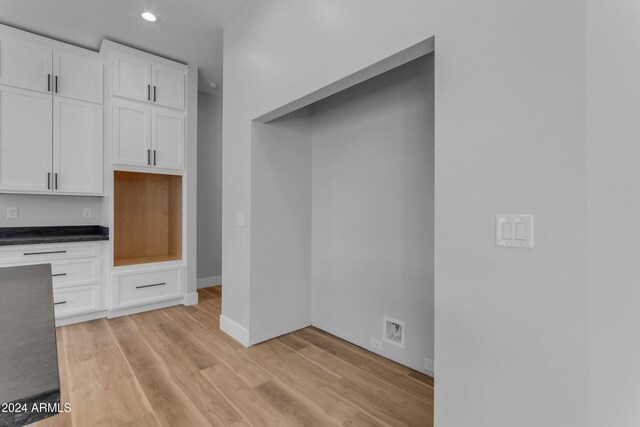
[47,74,51,92]
[52,273,67,277]
[47,172,51,189]
[147,149,151,165]
[147,84,151,101]
[55,75,58,93]
[153,150,157,166]
[136,282,166,289]
[54,173,58,190]
[153,86,156,102]
[24,250,67,256]
[54,301,66,305]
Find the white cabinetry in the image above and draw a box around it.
[112,99,184,170]
[112,266,183,310]
[53,97,103,193]
[0,25,104,195]
[53,47,103,104]
[111,50,185,110]
[0,30,52,93]
[0,242,105,326]
[0,85,52,192]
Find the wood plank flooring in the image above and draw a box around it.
[35,287,434,426]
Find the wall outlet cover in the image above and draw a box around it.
[83,208,92,218]
[370,337,383,351]
[6,207,18,219]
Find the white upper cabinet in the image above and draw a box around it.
[112,99,152,167]
[111,50,186,110]
[53,98,103,194]
[0,85,53,192]
[152,108,184,170]
[112,100,184,171]
[0,30,52,93]
[152,64,185,110]
[112,52,152,103]
[53,48,103,104]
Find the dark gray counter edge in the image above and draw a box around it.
[0,226,109,246]
[0,388,61,427]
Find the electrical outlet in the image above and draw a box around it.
[424,358,434,375]
[83,208,92,218]
[370,338,383,351]
[6,207,18,219]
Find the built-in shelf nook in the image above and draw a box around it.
[113,171,182,267]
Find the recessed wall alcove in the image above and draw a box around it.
[248,38,434,373]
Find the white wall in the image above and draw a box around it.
[197,91,223,283]
[250,109,313,344]
[223,1,589,426]
[587,1,640,426]
[185,66,198,296]
[0,194,103,227]
[311,55,434,373]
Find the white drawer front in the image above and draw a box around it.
[0,243,101,264]
[114,267,183,308]
[53,284,101,318]
[51,258,100,288]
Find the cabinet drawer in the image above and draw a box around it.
[51,258,100,288]
[113,266,183,308]
[0,243,101,264]
[53,284,101,318]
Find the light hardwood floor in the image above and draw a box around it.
[35,287,434,426]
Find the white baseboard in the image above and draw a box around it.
[197,275,222,289]
[55,310,107,327]
[220,315,250,347]
[107,298,183,319]
[424,358,435,377]
[184,292,199,306]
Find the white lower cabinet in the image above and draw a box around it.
[0,242,105,325]
[112,265,183,310]
[53,284,101,318]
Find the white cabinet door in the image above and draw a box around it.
[152,108,184,170]
[0,31,52,93]
[112,100,151,167]
[53,98,103,194]
[112,52,151,103]
[152,63,185,110]
[0,85,52,192]
[53,48,103,104]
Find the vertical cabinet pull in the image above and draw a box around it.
[55,75,59,93]
[47,74,51,92]
[153,86,157,102]
[47,172,51,189]
[147,149,151,165]
[147,84,151,101]
[153,150,157,166]
[54,173,58,190]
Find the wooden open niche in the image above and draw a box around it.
[114,171,182,267]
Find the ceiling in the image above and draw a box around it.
[0,0,249,92]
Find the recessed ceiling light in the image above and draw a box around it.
[141,12,158,23]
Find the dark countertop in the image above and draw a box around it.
[0,226,109,246]
[0,264,60,426]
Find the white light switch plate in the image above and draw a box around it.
[496,215,534,248]
[235,211,245,227]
